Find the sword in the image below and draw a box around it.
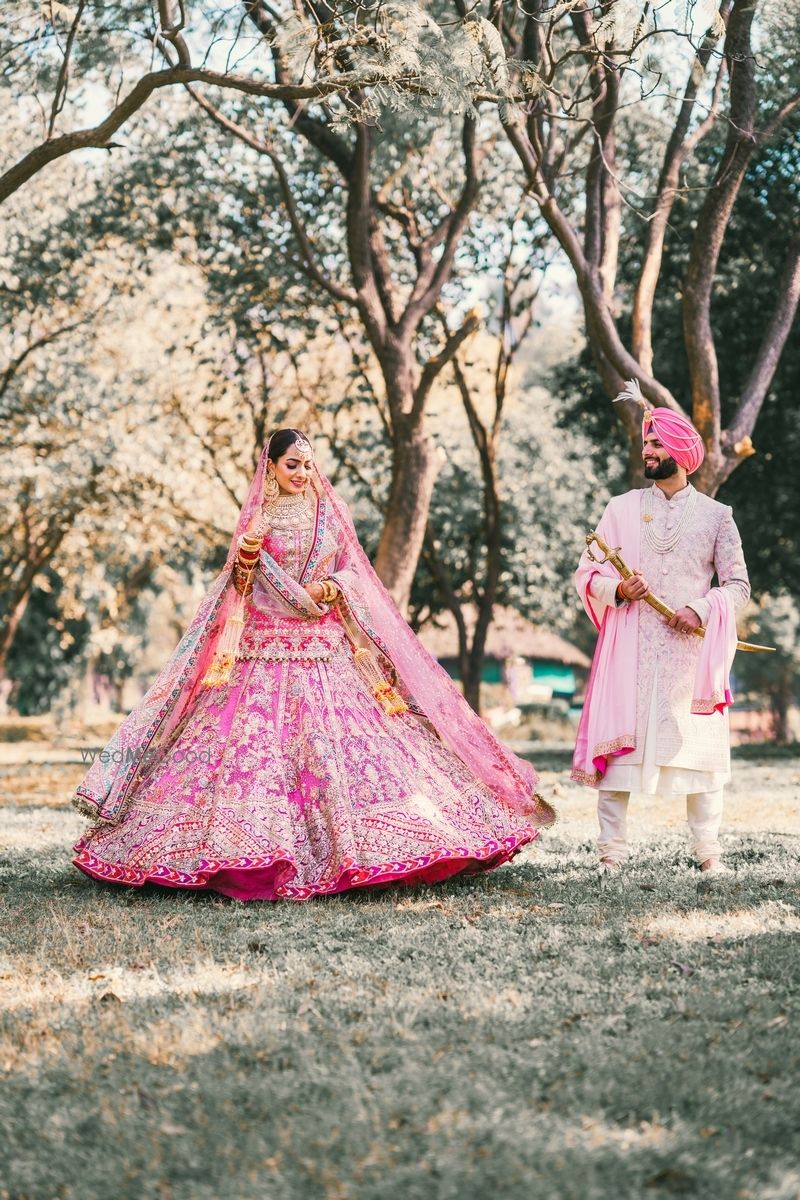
[585,530,775,654]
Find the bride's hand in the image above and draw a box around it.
[305,583,325,605]
[242,505,269,540]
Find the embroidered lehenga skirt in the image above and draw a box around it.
[73,609,538,901]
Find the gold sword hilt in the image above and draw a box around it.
[584,530,775,654]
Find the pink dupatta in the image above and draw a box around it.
[691,588,736,714]
[571,492,641,787]
[72,442,273,824]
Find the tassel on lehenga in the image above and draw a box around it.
[352,645,409,716]
[201,590,246,688]
[337,604,406,715]
[334,595,408,716]
[202,527,262,689]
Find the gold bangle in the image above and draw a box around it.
[233,567,255,596]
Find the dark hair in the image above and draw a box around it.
[267,428,312,462]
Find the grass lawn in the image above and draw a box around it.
[1,754,799,1200]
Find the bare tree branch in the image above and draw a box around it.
[632,2,732,373]
[683,0,758,454]
[186,85,358,303]
[727,231,800,453]
[0,63,423,207]
[0,311,105,405]
[760,90,800,139]
[400,116,481,333]
[47,0,88,139]
[412,311,480,418]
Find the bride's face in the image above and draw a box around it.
[269,445,314,496]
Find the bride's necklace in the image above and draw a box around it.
[248,491,315,540]
[265,491,314,532]
[642,484,697,554]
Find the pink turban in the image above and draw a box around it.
[642,407,705,474]
[613,380,705,474]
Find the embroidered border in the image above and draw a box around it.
[299,495,327,584]
[237,619,346,663]
[236,646,338,662]
[691,692,727,714]
[594,733,636,757]
[72,827,540,900]
[570,767,601,786]
[257,557,312,616]
[571,733,637,788]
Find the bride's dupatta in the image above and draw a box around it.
[312,468,551,825]
[73,441,552,828]
[72,442,272,825]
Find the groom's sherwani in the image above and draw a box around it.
[572,482,750,865]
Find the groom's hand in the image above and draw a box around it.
[667,606,702,634]
[619,572,649,601]
[305,583,325,604]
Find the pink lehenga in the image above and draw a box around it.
[72,440,552,901]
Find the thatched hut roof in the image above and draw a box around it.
[417,605,591,669]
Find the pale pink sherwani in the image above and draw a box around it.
[573,484,750,793]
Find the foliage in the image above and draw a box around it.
[415,386,603,638]
[737,591,800,742]
[2,1,797,714]
[5,569,89,715]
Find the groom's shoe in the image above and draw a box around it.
[598,857,623,877]
[699,857,727,874]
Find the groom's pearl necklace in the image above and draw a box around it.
[642,484,697,554]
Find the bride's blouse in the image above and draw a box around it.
[237,493,348,663]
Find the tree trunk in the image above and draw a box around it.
[691,452,730,498]
[460,676,479,710]
[461,661,481,714]
[502,4,796,505]
[771,670,792,746]
[0,589,33,693]
[374,423,441,614]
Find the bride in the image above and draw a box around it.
[72,429,553,901]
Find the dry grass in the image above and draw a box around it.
[0,751,798,1200]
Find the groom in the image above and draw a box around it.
[571,389,750,874]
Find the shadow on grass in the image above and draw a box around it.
[1,898,799,1200]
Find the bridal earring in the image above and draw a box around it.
[264,470,280,506]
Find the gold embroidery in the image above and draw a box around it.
[572,734,636,787]
[237,617,347,662]
[571,767,600,786]
[691,693,726,714]
[594,733,636,757]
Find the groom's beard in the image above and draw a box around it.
[644,456,679,479]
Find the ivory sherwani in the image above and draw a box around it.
[581,483,750,792]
